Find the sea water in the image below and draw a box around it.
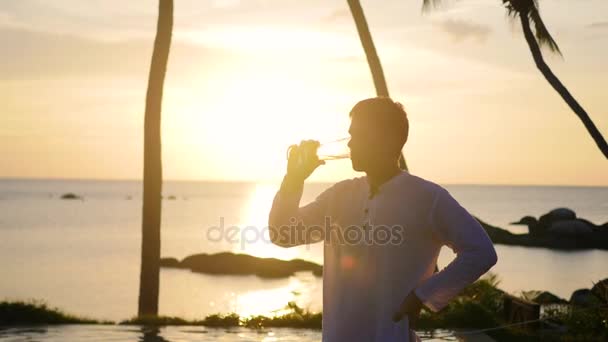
[0,179,606,323]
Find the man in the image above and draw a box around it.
[268,97,497,341]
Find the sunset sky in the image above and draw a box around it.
[1,0,607,185]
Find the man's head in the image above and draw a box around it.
[348,97,409,172]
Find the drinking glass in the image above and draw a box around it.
[286,137,351,162]
[316,137,351,161]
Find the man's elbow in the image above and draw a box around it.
[269,230,290,248]
[482,244,498,271]
[267,221,295,248]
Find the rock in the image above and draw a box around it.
[540,208,577,223]
[162,252,323,278]
[160,257,181,268]
[591,278,608,303]
[547,221,594,236]
[60,193,81,200]
[569,289,603,307]
[475,216,608,251]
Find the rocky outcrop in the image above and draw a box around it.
[510,208,607,237]
[569,289,605,307]
[60,193,82,200]
[475,217,608,250]
[160,252,323,278]
[591,278,608,303]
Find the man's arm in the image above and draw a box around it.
[268,140,329,248]
[413,186,498,312]
[268,176,333,248]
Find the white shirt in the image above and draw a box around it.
[269,170,497,342]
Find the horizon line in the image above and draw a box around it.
[0,176,606,188]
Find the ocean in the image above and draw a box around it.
[0,179,607,323]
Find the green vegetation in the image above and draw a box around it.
[416,274,608,341]
[119,313,240,327]
[244,302,321,329]
[120,303,320,329]
[120,315,202,326]
[0,300,109,325]
[418,273,504,330]
[4,277,606,341]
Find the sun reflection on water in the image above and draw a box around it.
[227,184,322,317]
[234,183,300,261]
[233,272,320,318]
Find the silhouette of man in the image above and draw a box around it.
[268,97,497,342]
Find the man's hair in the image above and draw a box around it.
[349,97,409,146]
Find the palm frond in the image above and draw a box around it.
[502,0,535,18]
[422,0,442,13]
[501,0,518,18]
[529,7,561,55]
[502,0,561,55]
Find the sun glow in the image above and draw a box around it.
[235,183,299,261]
[166,68,353,181]
[188,26,358,56]
[234,273,320,318]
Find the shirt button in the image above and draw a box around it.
[364,208,369,214]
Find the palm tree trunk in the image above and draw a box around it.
[519,15,608,159]
[138,0,173,316]
[346,0,409,170]
[347,0,389,97]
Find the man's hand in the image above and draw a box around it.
[392,291,423,328]
[286,140,325,183]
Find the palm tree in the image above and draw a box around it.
[346,0,409,171]
[138,0,173,316]
[502,0,608,159]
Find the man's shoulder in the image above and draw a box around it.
[331,175,367,191]
[313,176,366,202]
[320,176,366,196]
[402,172,445,196]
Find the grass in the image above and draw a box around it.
[243,302,321,329]
[3,276,606,341]
[417,273,504,331]
[119,313,240,327]
[0,300,110,325]
[120,302,320,329]
[416,273,608,341]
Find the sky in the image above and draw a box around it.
[1,0,607,186]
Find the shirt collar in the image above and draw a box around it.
[366,170,409,198]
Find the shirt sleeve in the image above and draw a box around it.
[268,178,337,247]
[414,186,498,312]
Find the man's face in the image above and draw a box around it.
[348,114,402,172]
[348,115,381,172]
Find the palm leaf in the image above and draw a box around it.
[422,0,442,12]
[529,7,561,55]
[502,0,561,55]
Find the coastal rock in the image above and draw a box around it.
[60,193,82,200]
[511,208,605,237]
[161,252,323,278]
[475,213,608,250]
[159,257,181,268]
[547,221,593,236]
[569,289,603,307]
[591,278,608,303]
